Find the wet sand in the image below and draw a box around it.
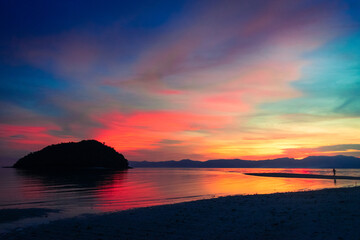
[245,172,360,180]
[0,208,59,224]
[2,186,360,240]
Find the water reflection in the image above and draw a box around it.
[200,170,343,196]
[95,171,160,211]
[0,169,129,214]
[0,168,358,215]
[16,169,125,189]
[1,167,359,233]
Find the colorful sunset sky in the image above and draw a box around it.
[1,0,360,164]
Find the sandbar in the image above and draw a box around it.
[244,172,360,180]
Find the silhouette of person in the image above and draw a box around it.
[333,168,336,176]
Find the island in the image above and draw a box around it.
[13,140,129,170]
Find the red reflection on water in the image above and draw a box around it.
[19,178,46,200]
[0,170,46,205]
[95,172,161,212]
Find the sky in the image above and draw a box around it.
[1,0,360,165]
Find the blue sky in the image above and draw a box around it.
[1,0,360,165]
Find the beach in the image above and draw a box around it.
[2,186,360,240]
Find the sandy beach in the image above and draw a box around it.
[2,186,360,240]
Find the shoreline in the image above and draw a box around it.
[2,185,360,240]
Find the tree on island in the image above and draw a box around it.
[13,140,129,170]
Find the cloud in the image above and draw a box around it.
[0,0,356,163]
[124,148,204,162]
[93,110,233,152]
[10,134,26,139]
[158,139,183,145]
[317,144,360,152]
[0,123,78,162]
[282,144,360,158]
[14,0,341,88]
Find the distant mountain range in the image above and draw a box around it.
[129,155,360,168]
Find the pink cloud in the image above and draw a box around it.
[0,123,76,152]
[16,32,102,80]
[93,110,233,153]
[4,0,350,164]
[156,89,184,95]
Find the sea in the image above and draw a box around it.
[1,167,360,232]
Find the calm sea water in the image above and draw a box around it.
[1,167,359,232]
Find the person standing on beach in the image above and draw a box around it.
[333,168,336,176]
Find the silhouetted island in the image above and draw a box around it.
[13,140,129,169]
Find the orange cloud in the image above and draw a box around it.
[94,110,233,153]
